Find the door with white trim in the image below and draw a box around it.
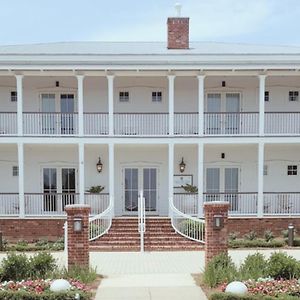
[43,167,77,213]
[205,167,239,210]
[123,167,158,214]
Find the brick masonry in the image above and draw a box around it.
[167,17,189,49]
[0,218,65,242]
[65,205,90,269]
[204,202,230,265]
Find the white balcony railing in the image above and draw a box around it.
[204,112,259,135]
[173,193,198,215]
[174,113,198,135]
[0,193,19,216]
[204,193,258,216]
[23,113,78,135]
[265,112,300,135]
[114,113,168,135]
[24,193,80,216]
[84,113,108,135]
[0,113,17,135]
[84,193,110,215]
[264,193,300,215]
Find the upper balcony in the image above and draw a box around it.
[1,74,300,138]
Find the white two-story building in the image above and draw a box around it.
[1,9,300,242]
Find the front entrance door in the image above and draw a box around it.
[43,167,76,213]
[205,167,239,210]
[123,167,158,214]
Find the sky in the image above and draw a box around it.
[1,0,300,46]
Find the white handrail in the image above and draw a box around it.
[169,197,205,243]
[89,196,114,241]
[138,190,146,252]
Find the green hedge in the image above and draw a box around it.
[229,239,285,249]
[0,290,90,300]
[210,292,299,300]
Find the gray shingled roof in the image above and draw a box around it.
[0,41,300,55]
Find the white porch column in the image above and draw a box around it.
[259,75,266,136]
[77,75,85,136]
[109,143,115,215]
[197,75,205,136]
[197,142,204,217]
[16,75,23,136]
[18,142,25,218]
[168,143,174,215]
[257,142,264,218]
[107,76,114,136]
[78,143,85,205]
[168,75,175,136]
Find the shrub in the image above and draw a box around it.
[244,231,257,241]
[239,253,268,280]
[179,219,205,240]
[203,253,238,288]
[1,252,30,281]
[29,252,57,279]
[264,230,274,242]
[228,232,239,241]
[229,238,285,249]
[210,292,299,300]
[267,252,300,279]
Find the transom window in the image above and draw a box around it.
[119,91,129,102]
[287,165,297,176]
[10,91,17,102]
[152,91,162,102]
[289,91,299,102]
[264,91,269,102]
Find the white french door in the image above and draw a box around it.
[43,167,77,212]
[206,93,241,134]
[123,167,158,214]
[205,167,239,210]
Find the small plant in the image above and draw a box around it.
[1,252,30,281]
[244,231,257,241]
[29,252,57,279]
[87,185,105,193]
[16,239,28,247]
[282,229,289,238]
[228,232,239,241]
[264,230,274,242]
[35,239,49,247]
[203,252,238,288]
[181,184,198,193]
[267,252,300,279]
[239,253,268,280]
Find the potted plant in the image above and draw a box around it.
[181,184,198,193]
[87,185,105,193]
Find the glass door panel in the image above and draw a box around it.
[61,168,76,209]
[206,168,220,201]
[207,93,221,134]
[143,168,157,212]
[41,94,56,134]
[225,93,240,134]
[124,168,139,212]
[60,94,75,134]
[43,168,57,211]
[225,167,239,211]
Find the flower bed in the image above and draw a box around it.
[0,279,91,299]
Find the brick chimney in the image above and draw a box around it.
[167,4,189,49]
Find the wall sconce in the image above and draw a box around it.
[222,80,226,87]
[179,157,186,173]
[96,157,103,173]
[221,153,225,159]
[213,215,224,230]
[73,217,83,232]
[55,81,60,87]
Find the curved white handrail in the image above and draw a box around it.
[89,197,114,241]
[170,197,205,243]
[138,190,146,252]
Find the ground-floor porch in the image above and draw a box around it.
[0,142,300,218]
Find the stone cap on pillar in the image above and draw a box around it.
[204,201,230,211]
[65,204,91,214]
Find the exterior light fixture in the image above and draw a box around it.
[96,157,103,173]
[213,215,224,229]
[222,80,226,87]
[179,157,186,173]
[73,217,82,232]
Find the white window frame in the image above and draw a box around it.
[119,91,130,102]
[289,91,299,102]
[152,91,162,102]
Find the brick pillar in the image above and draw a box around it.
[204,202,229,266]
[65,204,90,269]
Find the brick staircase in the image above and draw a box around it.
[89,217,204,252]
